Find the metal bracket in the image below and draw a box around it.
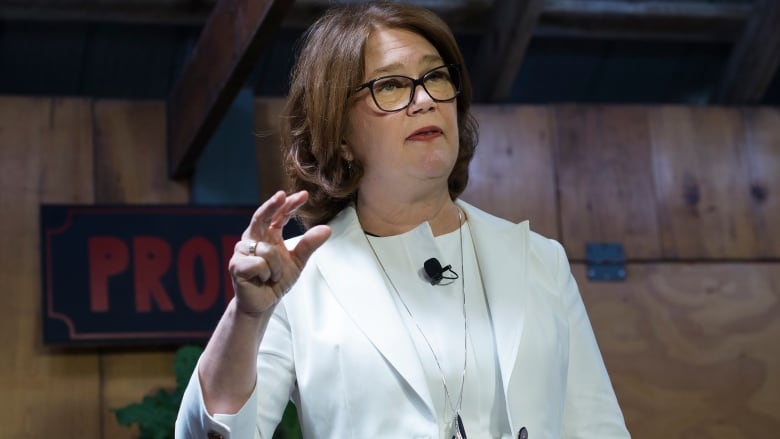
[586,242,626,281]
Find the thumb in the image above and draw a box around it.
[290,225,331,268]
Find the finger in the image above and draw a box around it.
[235,239,257,256]
[250,241,283,282]
[270,191,309,229]
[243,191,287,241]
[230,254,273,284]
[290,225,331,269]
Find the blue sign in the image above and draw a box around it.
[40,205,302,345]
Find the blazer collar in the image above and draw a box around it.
[314,206,435,415]
[313,202,530,417]
[457,201,529,399]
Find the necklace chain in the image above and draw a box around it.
[363,206,467,423]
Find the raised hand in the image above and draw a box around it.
[229,190,331,315]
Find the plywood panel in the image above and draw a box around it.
[742,107,780,258]
[93,100,189,204]
[648,106,760,259]
[92,99,189,438]
[0,97,100,437]
[556,105,662,260]
[462,105,559,239]
[576,263,780,438]
[254,97,288,201]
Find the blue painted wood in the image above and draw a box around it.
[191,88,259,205]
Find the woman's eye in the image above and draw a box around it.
[374,78,405,93]
[426,71,448,82]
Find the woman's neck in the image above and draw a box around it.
[355,190,461,237]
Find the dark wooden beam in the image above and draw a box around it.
[0,0,214,24]
[167,0,294,179]
[283,0,492,33]
[0,0,751,43]
[713,0,780,104]
[473,0,545,102]
[538,0,751,42]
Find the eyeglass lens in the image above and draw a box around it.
[370,66,459,111]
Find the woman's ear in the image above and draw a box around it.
[339,140,354,162]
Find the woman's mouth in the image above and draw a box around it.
[407,126,443,141]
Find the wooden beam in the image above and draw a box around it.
[0,2,212,25]
[167,0,293,179]
[538,0,751,42]
[713,0,780,104]
[283,0,493,33]
[0,0,751,42]
[473,0,545,102]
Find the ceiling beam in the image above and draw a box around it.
[473,0,545,102]
[713,0,780,104]
[167,0,293,179]
[538,0,750,42]
[0,2,213,25]
[0,0,751,42]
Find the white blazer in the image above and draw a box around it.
[176,201,630,439]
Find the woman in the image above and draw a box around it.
[176,2,630,438]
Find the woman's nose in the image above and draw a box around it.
[408,83,436,113]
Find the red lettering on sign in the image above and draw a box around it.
[133,236,175,312]
[88,236,129,312]
[86,234,240,314]
[178,237,220,312]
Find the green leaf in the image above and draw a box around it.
[113,344,205,439]
[175,345,204,389]
[273,401,302,439]
[113,345,304,439]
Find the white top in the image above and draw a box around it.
[367,220,512,439]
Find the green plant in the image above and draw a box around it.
[274,402,303,439]
[113,345,202,439]
[113,345,302,439]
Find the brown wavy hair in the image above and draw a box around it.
[282,1,478,228]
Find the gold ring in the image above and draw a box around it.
[248,241,257,256]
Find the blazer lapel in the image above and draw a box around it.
[458,201,529,408]
[314,206,435,417]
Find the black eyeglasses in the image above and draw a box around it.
[354,64,462,112]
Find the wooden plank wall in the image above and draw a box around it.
[252,100,780,439]
[0,96,777,438]
[0,97,101,438]
[0,96,186,438]
[93,100,189,438]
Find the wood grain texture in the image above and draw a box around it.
[555,105,662,260]
[462,105,559,239]
[648,106,760,259]
[94,100,189,204]
[92,99,190,438]
[0,97,101,437]
[254,97,289,201]
[575,263,780,438]
[742,107,780,258]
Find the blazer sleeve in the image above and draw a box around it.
[175,360,261,439]
[552,240,631,438]
[175,303,296,439]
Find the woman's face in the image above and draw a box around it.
[344,27,459,197]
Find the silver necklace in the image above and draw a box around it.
[363,206,468,439]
